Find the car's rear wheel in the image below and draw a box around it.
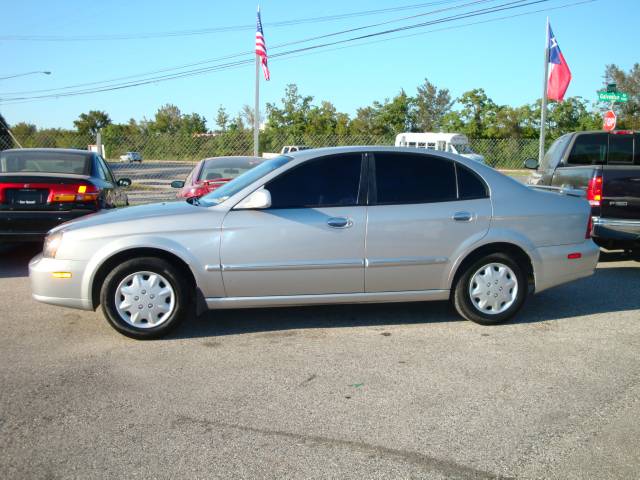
[453,253,527,325]
[100,257,191,339]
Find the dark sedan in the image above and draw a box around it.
[0,148,131,242]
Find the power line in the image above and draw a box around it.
[0,0,562,103]
[1,0,595,105]
[0,0,500,96]
[0,1,466,41]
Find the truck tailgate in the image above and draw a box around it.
[601,166,640,220]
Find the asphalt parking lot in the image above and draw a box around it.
[1,243,639,479]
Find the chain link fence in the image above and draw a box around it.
[9,130,537,205]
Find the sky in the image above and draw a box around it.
[1,0,638,130]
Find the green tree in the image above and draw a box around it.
[603,63,640,129]
[150,104,182,134]
[73,110,111,136]
[451,89,498,138]
[306,101,340,135]
[413,78,453,132]
[10,122,38,144]
[375,90,414,134]
[215,105,230,132]
[265,84,313,137]
[180,113,207,135]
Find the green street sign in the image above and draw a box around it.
[598,91,628,103]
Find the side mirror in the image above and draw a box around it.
[117,178,132,187]
[234,188,271,210]
[524,158,539,170]
[171,180,185,189]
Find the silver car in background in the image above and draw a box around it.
[30,146,599,339]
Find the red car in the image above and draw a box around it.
[172,156,263,199]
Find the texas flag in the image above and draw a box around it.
[547,25,571,101]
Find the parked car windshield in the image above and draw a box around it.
[199,155,292,206]
[198,157,263,181]
[0,151,91,175]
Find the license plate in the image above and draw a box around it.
[8,189,47,206]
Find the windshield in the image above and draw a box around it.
[541,134,572,170]
[199,155,292,206]
[0,151,91,175]
[452,144,473,154]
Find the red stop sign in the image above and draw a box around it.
[603,110,617,131]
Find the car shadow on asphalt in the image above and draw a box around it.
[170,261,639,339]
[0,243,42,278]
[1,244,637,337]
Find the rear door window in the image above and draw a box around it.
[373,153,457,204]
[608,134,634,164]
[567,134,607,165]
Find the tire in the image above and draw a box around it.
[100,257,192,339]
[452,253,527,325]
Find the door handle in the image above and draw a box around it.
[452,211,473,222]
[327,217,353,229]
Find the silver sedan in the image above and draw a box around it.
[30,147,599,339]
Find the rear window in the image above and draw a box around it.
[456,163,488,199]
[198,157,262,181]
[0,151,91,175]
[567,134,607,165]
[608,134,634,164]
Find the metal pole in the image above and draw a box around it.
[96,129,102,157]
[538,16,550,164]
[253,54,260,157]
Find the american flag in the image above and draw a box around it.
[255,9,270,81]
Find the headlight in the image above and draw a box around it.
[43,231,64,258]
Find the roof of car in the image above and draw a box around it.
[1,148,94,156]
[286,145,465,160]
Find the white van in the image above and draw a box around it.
[394,132,485,163]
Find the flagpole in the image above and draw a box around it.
[254,52,260,157]
[253,6,260,157]
[538,16,550,164]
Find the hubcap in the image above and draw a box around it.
[114,271,175,328]
[468,262,518,315]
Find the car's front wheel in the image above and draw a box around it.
[100,257,191,339]
[453,253,527,325]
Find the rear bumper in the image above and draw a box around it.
[592,217,640,248]
[0,209,94,241]
[534,240,600,293]
[29,254,93,310]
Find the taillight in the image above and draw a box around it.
[50,183,99,204]
[75,184,100,202]
[585,215,593,239]
[188,186,209,198]
[586,175,603,207]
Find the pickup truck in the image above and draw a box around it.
[525,130,639,255]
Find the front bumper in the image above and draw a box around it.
[0,209,94,242]
[592,217,640,249]
[29,254,93,310]
[534,240,600,293]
